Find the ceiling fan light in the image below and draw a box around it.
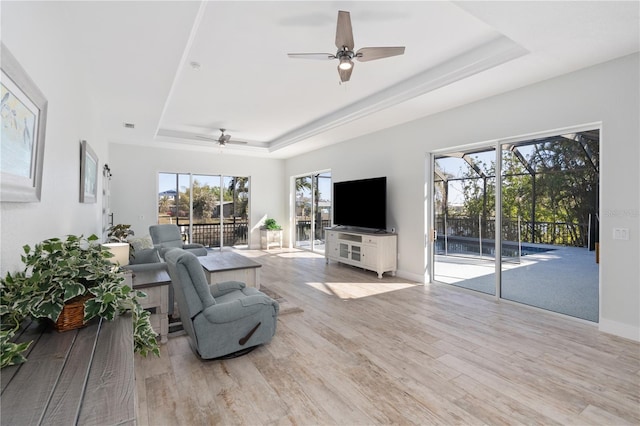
[338,57,353,70]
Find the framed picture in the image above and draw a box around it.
[79,140,98,203]
[1,42,48,202]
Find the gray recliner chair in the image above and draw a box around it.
[165,248,279,359]
[149,224,208,259]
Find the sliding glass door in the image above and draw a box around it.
[431,128,600,322]
[158,173,249,249]
[294,171,331,253]
[433,149,496,295]
[499,132,599,321]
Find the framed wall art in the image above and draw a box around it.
[79,140,98,203]
[1,42,48,202]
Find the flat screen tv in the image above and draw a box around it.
[333,177,386,231]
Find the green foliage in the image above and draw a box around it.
[1,330,31,368]
[107,224,134,243]
[0,272,31,368]
[191,180,218,219]
[132,304,160,357]
[178,180,219,220]
[264,218,281,230]
[448,136,599,245]
[228,177,249,218]
[0,234,159,369]
[19,234,117,322]
[170,176,249,222]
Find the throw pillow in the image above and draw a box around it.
[129,248,161,265]
[127,234,154,252]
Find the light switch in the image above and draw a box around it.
[613,228,629,240]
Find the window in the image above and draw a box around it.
[158,173,250,249]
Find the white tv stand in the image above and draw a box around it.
[325,228,397,279]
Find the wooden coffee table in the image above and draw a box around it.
[198,252,262,288]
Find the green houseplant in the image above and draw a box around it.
[263,218,281,230]
[107,224,135,258]
[107,224,134,243]
[0,234,159,368]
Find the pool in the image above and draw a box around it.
[435,236,555,258]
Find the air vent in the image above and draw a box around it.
[123,122,135,129]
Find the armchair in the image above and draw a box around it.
[164,248,279,359]
[149,224,208,258]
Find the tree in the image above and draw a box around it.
[227,177,249,218]
[456,135,599,246]
[158,195,173,215]
[178,180,218,221]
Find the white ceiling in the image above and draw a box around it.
[64,1,639,158]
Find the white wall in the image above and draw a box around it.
[285,53,640,340]
[1,2,105,274]
[108,143,285,249]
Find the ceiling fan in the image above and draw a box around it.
[287,10,405,82]
[196,129,247,147]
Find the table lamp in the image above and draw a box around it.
[102,242,130,266]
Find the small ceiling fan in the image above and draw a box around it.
[287,10,405,82]
[196,129,247,147]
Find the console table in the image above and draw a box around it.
[1,315,136,425]
[198,252,262,288]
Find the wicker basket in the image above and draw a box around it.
[54,295,92,332]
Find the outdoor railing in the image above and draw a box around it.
[434,216,589,256]
[295,219,331,243]
[170,219,249,248]
[435,216,589,247]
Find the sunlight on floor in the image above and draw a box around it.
[275,251,325,259]
[304,281,417,299]
[232,248,324,260]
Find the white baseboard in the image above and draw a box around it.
[599,318,640,342]
[395,269,425,283]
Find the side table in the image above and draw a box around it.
[127,269,171,344]
[260,228,283,250]
[198,252,262,289]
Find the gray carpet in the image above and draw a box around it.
[259,285,304,316]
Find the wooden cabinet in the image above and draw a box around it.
[325,229,397,278]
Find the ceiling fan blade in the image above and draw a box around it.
[227,140,248,145]
[356,46,405,62]
[288,53,335,60]
[335,10,354,50]
[196,134,217,141]
[337,65,353,83]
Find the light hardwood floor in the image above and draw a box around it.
[135,249,640,425]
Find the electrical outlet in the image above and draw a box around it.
[613,228,629,240]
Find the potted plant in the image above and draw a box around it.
[263,218,281,230]
[0,234,159,368]
[107,224,135,259]
[107,224,134,242]
[261,218,283,250]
